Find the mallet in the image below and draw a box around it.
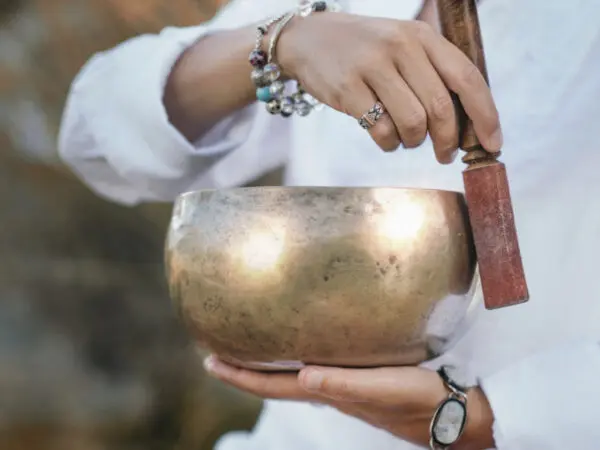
[436,0,529,309]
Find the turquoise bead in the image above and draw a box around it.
[256,86,273,102]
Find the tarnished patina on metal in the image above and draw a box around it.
[166,187,480,371]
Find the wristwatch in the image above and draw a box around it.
[429,366,470,449]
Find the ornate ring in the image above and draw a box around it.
[358,102,385,130]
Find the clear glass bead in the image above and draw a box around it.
[292,91,304,103]
[263,63,281,83]
[251,68,267,87]
[295,100,312,117]
[269,80,285,97]
[281,97,295,116]
[298,0,313,17]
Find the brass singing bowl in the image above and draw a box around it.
[165,187,480,371]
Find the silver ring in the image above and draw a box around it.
[358,102,385,130]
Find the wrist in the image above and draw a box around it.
[269,13,304,79]
[457,387,495,450]
[266,3,341,81]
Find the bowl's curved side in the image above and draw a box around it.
[166,187,479,369]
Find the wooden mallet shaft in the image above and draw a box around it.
[436,0,529,309]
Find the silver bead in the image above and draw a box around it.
[266,99,282,115]
[269,80,285,97]
[281,97,295,117]
[295,100,312,117]
[251,68,267,87]
[298,1,313,17]
[263,63,281,83]
[292,91,304,103]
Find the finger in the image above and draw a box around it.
[299,366,392,403]
[339,77,401,152]
[420,26,503,152]
[204,355,315,401]
[299,366,446,406]
[298,366,401,403]
[393,42,459,163]
[365,62,428,150]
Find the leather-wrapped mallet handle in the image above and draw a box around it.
[436,0,530,309]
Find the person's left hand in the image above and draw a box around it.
[203,355,495,450]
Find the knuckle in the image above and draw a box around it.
[402,108,427,137]
[371,120,400,150]
[326,377,351,400]
[332,76,361,111]
[428,92,455,122]
[402,124,427,147]
[373,119,397,139]
[411,20,435,41]
[381,21,412,49]
[460,63,484,88]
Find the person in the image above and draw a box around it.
[58,0,600,448]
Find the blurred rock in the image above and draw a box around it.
[0,1,263,449]
[0,0,224,162]
[0,140,262,449]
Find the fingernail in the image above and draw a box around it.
[302,370,324,391]
[204,355,229,378]
[489,128,503,152]
[203,355,216,374]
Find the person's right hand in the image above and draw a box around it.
[276,12,502,162]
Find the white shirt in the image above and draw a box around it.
[58,0,600,448]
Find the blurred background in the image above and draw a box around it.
[0,1,270,448]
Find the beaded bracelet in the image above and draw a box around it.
[248,13,286,85]
[248,1,339,118]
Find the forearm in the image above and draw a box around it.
[164,24,260,142]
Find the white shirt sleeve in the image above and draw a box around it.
[480,339,600,450]
[58,0,297,205]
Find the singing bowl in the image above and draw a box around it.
[165,187,480,371]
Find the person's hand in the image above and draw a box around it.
[276,12,502,161]
[204,356,495,449]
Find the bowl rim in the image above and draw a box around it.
[175,186,465,202]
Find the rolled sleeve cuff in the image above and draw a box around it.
[74,25,243,185]
[60,22,261,202]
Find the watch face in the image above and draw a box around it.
[431,398,467,446]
